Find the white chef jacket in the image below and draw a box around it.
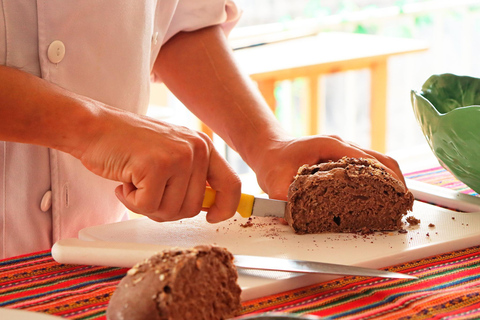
[0,0,240,259]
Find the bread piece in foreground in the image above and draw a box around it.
[285,157,414,234]
[107,245,242,320]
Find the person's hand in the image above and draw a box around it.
[72,105,241,223]
[0,63,239,223]
[250,135,406,201]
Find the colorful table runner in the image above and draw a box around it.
[0,251,125,319]
[1,167,480,319]
[404,166,478,196]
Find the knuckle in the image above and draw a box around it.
[327,134,343,141]
[178,140,195,158]
[162,141,195,169]
[196,131,213,143]
[191,135,210,160]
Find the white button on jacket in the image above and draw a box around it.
[40,190,53,212]
[0,0,240,258]
[47,40,66,64]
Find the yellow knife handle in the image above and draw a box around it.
[202,187,255,218]
[237,193,255,218]
[202,187,217,208]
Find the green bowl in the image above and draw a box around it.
[411,73,480,194]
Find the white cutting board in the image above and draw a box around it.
[55,200,480,301]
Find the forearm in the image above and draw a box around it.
[0,66,242,221]
[152,26,409,200]
[0,65,106,157]
[153,26,289,170]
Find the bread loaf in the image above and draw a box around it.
[285,157,414,234]
[107,245,242,320]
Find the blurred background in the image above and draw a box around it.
[148,0,480,187]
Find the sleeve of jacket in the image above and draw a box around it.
[162,0,241,45]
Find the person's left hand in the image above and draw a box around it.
[249,134,406,201]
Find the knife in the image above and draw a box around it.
[203,187,286,218]
[234,255,416,279]
[52,238,416,279]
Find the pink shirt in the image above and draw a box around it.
[0,0,240,258]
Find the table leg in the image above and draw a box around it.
[307,76,319,135]
[370,60,388,153]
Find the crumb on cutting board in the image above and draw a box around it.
[406,216,421,226]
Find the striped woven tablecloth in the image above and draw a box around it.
[1,167,480,319]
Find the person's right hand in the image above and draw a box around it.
[72,104,241,223]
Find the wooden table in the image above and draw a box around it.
[232,32,429,152]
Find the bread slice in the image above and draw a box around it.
[107,245,242,320]
[285,157,414,234]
